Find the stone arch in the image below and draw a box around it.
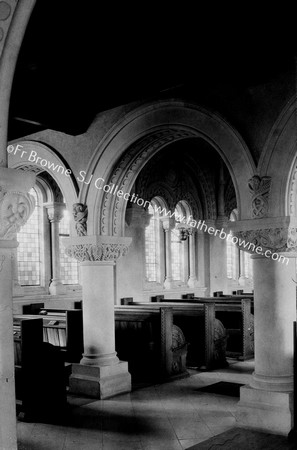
[258,95,297,217]
[83,101,255,236]
[8,140,78,210]
[0,0,36,166]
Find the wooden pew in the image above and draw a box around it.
[22,306,83,363]
[150,296,254,361]
[114,305,188,382]
[120,302,228,370]
[13,315,67,421]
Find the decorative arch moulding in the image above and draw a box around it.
[86,101,255,237]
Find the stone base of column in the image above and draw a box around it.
[187,277,197,288]
[164,278,172,289]
[49,280,66,295]
[69,361,131,399]
[236,385,293,435]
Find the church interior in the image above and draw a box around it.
[0,1,297,449]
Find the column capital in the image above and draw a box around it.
[161,217,175,231]
[63,235,132,262]
[125,204,150,228]
[0,167,35,240]
[44,202,65,222]
[229,216,297,254]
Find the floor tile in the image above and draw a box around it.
[16,359,256,450]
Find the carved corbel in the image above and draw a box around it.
[73,203,88,236]
[0,189,35,239]
[248,175,271,218]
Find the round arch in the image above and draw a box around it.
[8,140,78,211]
[258,95,297,217]
[82,100,255,236]
[0,0,36,166]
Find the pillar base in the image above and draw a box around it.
[236,385,293,435]
[164,278,172,289]
[49,281,66,295]
[69,361,131,399]
[187,277,198,288]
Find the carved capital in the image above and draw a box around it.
[248,175,271,218]
[0,190,35,239]
[234,226,297,254]
[229,217,297,254]
[45,203,65,223]
[63,235,132,262]
[72,203,88,236]
[125,204,150,228]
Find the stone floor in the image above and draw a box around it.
[16,358,280,450]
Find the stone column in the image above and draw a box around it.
[0,167,35,450]
[162,218,174,289]
[232,219,297,435]
[210,218,228,294]
[12,246,23,297]
[64,235,132,399]
[187,229,197,287]
[45,203,66,295]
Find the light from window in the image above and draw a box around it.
[243,251,253,279]
[171,229,183,280]
[17,188,41,286]
[59,210,79,284]
[227,239,238,279]
[227,209,238,280]
[145,204,160,282]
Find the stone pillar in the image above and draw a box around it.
[232,219,297,435]
[196,230,210,296]
[0,167,35,450]
[123,205,153,295]
[64,235,132,399]
[45,203,66,295]
[210,218,228,294]
[162,218,174,289]
[188,230,197,287]
[12,246,23,297]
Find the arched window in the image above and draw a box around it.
[16,180,80,292]
[17,187,43,286]
[145,200,161,282]
[59,209,79,284]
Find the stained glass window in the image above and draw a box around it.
[145,203,161,282]
[17,188,42,285]
[59,210,79,284]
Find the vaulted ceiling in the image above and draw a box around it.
[8,1,296,140]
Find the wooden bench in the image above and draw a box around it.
[115,305,188,382]
[153,296,254,361]
[118,302,228,370]
[13,315,67,422]
[22,305,83,363]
